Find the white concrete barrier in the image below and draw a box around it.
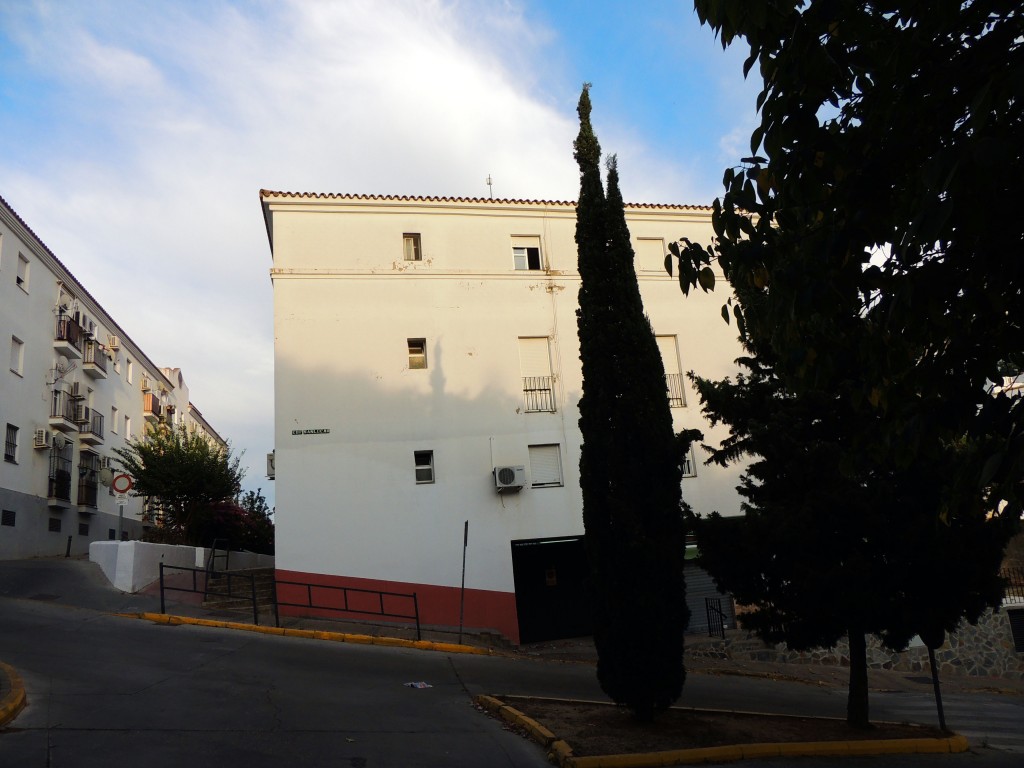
[90,541,274,593]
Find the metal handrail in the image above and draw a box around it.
[705,596,726,639]
[159,562,259,625]
[272,579,421,640]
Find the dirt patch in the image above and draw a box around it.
[498,697,948,758]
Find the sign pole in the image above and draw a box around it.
[458,520,468,644]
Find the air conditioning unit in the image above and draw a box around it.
[107,335,120,351]
[70,382,84,399]
[33,430,52,449]
[140,376,151,392]
[74,405,91,424]
[493,465,526,493]
[100,456,115,470]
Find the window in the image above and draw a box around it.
[519,337,556,412]
[108,528,116,540]
[48,517,62,533]
[16,253,29,290]
[529,444,563,487]
[1,510,14,527]
[656,335,685,408]
[513,246,542,271]
[126,358,133,384]
[4,424,17,464]
[111,406,118,433]
[636,238,668,272]
[681,446,697,478]
[414,450,434,484]
[9,336,24,375]
[78,523,89,536]
[124,415,131,440]
[408,338,427,369]
[403,233,422,262]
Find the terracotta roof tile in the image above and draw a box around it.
[258,190,711,212]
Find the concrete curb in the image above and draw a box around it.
[473,694,970,767]
[0,661,27,727]
[120,612,498,656]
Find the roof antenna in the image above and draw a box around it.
[486,174,493,200]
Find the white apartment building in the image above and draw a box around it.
[261,191,745,644]
[0,194,225,559]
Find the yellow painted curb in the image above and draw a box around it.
[478,695,970,768]
[0,661,27,727]
[124,613,494,655]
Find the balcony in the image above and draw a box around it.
[666,373,686,408]
[53,315,84,359]
[522,376,556,413]
[79,409,104,446]
[82,340,108,379]
[143,393,162,423]
[77,475,99,510]
[48,450,72,508]
[49,390,78,432]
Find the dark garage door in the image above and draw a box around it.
[511,536,592,644]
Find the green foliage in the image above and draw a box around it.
[674,0,1023,726]
[113,423,244,547]
[574,84,690,721]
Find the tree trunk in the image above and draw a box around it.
[846,630,870,728]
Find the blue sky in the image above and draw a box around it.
[0,1,761,507]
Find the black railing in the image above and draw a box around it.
[1004,567,1024,604]
[666,373,686,408]
[273,580,421,640]
[54,315,83,350]
[159,563,260,625]
[77,474,98,507]
[80,411,104,440]
[705,596,726,639]
[48,449,72,501]
[51,390,76,422]
[83,340,107,372]
[522,376,556,412]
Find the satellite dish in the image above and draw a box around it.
[53,434,67,451]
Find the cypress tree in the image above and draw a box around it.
[574,85,689,721]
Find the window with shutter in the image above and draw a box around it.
[529,444,562,487]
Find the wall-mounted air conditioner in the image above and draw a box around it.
[33,430,52,449]
[493,465,526,493]
[107,335,120,351]
[140,376,151,392]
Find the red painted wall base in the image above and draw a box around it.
[275,569,521,645]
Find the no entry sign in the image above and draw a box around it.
[111,473,133,494]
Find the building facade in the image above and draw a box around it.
[262,191,745,643]
[0,194,224,559]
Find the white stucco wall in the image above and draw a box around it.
[90,540,274,592]
[265,194,746,595]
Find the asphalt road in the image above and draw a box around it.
[1,559,1022,766]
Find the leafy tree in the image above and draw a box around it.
[113,422,244,547]
[691,284,1009,726]
[672,0,1022,726]
[236,487,275,554]
[574,84,690,721]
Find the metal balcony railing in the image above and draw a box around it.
[83,340,107,372]
[522,376,556,413]
[48,450,72,501]
[80,411,104,440]
[77,474,99,507]
[51,390,76,422]
[54,315,83,351]
[143,392,162,421]
[666,373,686,408]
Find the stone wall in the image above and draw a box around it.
[722,605,1024,681]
